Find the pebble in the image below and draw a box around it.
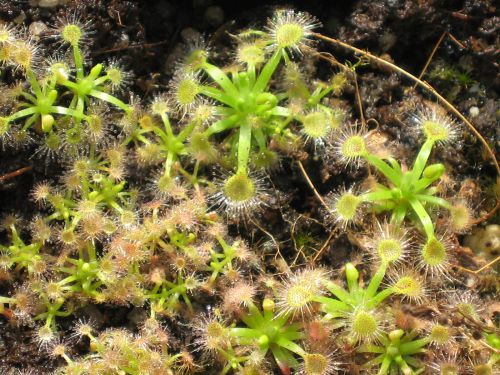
[464,224,500,258]
[28,21,48,40]
[204,5,224,28]
[12,11,26,24]
[468,83,481,94]
[385,0,400,7]
[469,106,479,118]
[32,0,63,7]
[27,0,70,7]
[164,43,186,75]
[180,27,202,44]
[40,0,60,6]
[193,0,213,9]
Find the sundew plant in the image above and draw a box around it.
[160,9,346,218]
[0,6,497,375]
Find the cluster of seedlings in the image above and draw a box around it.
[0,7,498,375]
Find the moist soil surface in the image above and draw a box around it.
[0,0,498,373]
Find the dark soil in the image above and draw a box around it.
[0,0,498,373]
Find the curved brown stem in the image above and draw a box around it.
[0,166,32,182]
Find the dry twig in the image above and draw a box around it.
[0,166,32,182]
